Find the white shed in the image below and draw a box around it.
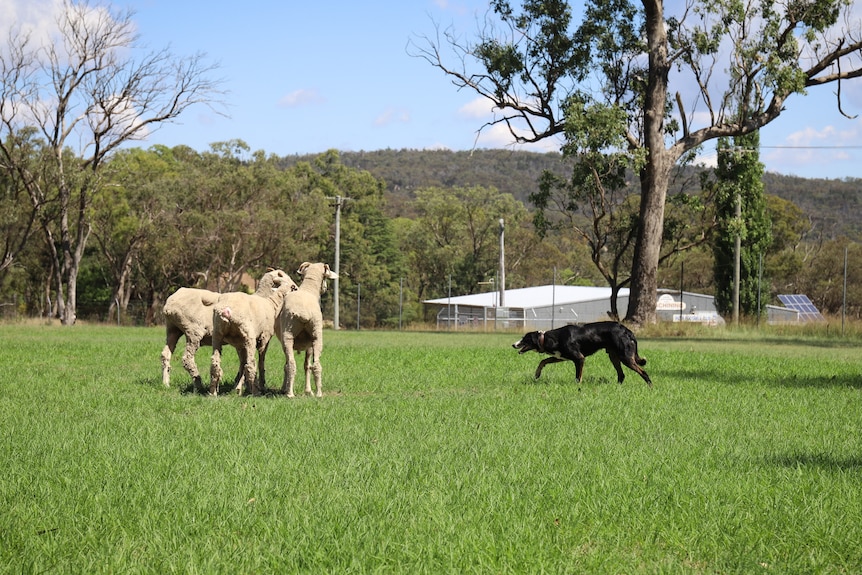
[423,285,629,330]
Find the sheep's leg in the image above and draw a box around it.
[309,340,323,398]
[244,341,260,396]
[303,350,312,395]
[209,339,223,396]
[182,338,203,389]
[281,337,297,398]
[233,370,245,390]
[161,345,173,387]
[161,329,182,387]
[234,347,249,396]
[256,336,270,393]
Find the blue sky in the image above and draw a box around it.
[7,0,862,180]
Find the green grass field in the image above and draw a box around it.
[1,324,860,573]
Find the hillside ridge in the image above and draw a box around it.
[279,148,862,239]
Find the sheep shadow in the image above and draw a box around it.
[178,382,298,398]
[133,376,301,398]
[178,382,245,396]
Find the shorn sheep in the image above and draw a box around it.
[161,269,295,390]
[278,262,338,398]
[209,269,297,396]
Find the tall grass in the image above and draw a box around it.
[1,325,860,573]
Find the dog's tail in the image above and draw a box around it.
[623,330,647,366]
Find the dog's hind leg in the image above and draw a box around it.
[535,357,564,379]
[607,352,626,384]
[622,357,652,387]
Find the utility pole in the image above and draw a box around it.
[732,193,741,327]
[498,218,505,307]
[328,195,349,330]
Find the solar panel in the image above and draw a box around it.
[777,294,826,322]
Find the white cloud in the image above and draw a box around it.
[0,0,63,44]
[473,120,562,153]
[761,120,862,175]
[278,89,325,108]
[458,96,496,119]
[456,96,560,151]
[374,107,410,127]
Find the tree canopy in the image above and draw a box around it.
[411,0,862,324]
[0,0,222,324]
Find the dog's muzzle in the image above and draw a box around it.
[512,338,534,354]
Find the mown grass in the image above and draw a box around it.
[1,324,860,573]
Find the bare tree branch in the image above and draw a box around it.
[0,0,224,324]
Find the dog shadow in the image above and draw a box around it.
[767,452,862,472]
[519,373,622,388]
[670,367,862,390]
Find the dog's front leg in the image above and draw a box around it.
[574,356,586,383]
[535,357,564,379]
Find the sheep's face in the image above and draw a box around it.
[297,262,338,295]
[259,269,298,294]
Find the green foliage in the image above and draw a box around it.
[708,132,772,317]
[404,186,529,301]
[5,142,862,323]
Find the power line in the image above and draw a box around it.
[759,145,862,149]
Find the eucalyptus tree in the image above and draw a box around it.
[412,0,862,324]
[0,0,222,324]
[126,141,330,321]
[0,130,41,288]
[93,145,181,319]
[294,150,404,328]
[762,194,814,296]
[404,185,530,301]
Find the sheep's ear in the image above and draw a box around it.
[267,267,275,272]
[297,262,311,275]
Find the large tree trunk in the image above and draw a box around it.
[627,156,672,325]
[625,0,670,326]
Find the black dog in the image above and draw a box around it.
[512,321,652,387]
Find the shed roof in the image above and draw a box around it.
[423,285,629,309]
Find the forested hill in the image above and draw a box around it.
[279,148,862,239]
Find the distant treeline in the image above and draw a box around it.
[280,148,862,241]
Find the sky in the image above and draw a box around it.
[5,0,862,180]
